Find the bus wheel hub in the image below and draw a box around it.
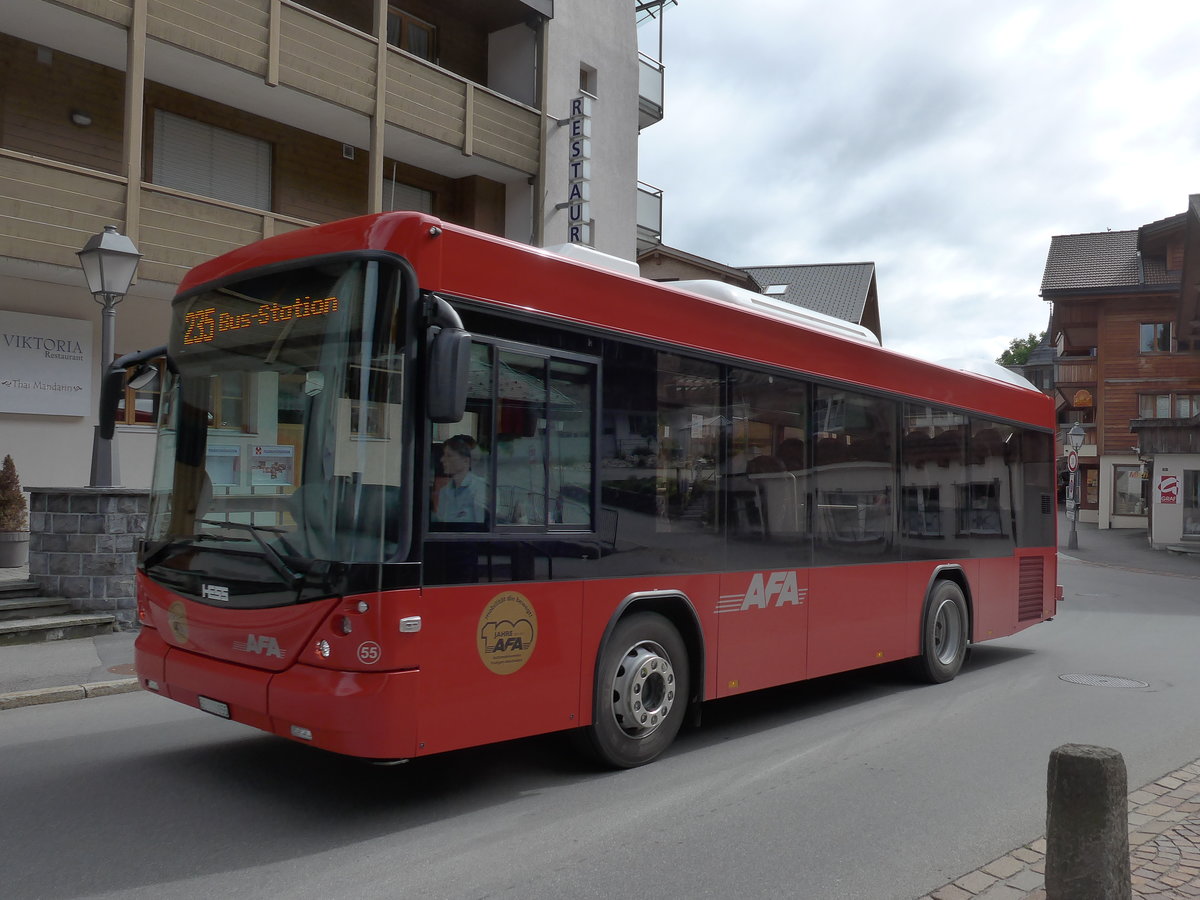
[612,641,676,736]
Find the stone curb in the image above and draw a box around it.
[0,678,141,710]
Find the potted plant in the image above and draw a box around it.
[0,454,30,568]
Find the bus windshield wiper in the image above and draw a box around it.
[142,533,242,570]
[199,519,304,589]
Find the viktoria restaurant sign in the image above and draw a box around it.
[0,310,93,416]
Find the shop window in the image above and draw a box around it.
[387,7,436,61]
[1184,472,1200,538]
[1112,464,1147,516]
[1138,322,1172,353]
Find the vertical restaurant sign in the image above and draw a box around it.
[567,94,592,244]
[0,310,93,416]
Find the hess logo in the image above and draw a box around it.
[201,583,230,602]
[716,571,807,614]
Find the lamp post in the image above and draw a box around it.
[78,225,142,488]
[1066,422,1086,551]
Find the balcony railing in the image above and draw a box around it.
[0,150,315,284]
[636,181,663,253]
[34,0,541,177]
[1054,357,1097,387]
[638,53,665,130]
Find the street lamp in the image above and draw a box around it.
[78,225,142,488]
[1066,422,1086,551]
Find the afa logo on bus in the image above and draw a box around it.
[477,591,538,675]
[716,570,807,614]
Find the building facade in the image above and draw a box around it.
[1041,195,1200,543]
[1,0,669,489]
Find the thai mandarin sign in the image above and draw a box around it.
[567,95,592,244]
[0,310,93,416]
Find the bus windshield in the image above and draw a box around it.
[144,257,407,605]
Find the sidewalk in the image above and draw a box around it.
[0,560,140,710]
[921,515,1200,899]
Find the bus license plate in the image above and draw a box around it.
[198,696,231,719]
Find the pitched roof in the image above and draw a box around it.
[741,263,876,322]
[1040,229,1178,294]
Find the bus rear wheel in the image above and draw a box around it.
[913,580,968,684]
[577,612,689,769]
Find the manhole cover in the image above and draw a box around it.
[1059,673,1149,689]
[107,663,136,675]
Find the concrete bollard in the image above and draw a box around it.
[1045,743,1131,900]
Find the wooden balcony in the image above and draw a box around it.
[46,0,541,176]
[1054,357,1097,388]
[0,150,315,284]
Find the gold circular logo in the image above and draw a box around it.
[477,591,537,675]
[167,600,189,644]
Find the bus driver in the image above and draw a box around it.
[434,434,487,524]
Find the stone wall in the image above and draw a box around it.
[26,487,149,628]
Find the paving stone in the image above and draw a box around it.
[930,886,972,900]
[981,855,1024,879]
[1010,846,1042,864]
[975,885,1026,900]
[1007,868,1044,892]
[954,871,997,894]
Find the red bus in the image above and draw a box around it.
[123,212,1058,768]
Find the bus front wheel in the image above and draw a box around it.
[577,612,689,769]
[913,580,968,684]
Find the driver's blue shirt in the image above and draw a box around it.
[435,471,486,523]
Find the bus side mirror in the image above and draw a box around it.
[98,345,171,440]
[98,369,127,441]
[427,326,470,423]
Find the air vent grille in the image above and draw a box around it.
[1018,556,1044,621]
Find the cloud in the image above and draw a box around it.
[639,0,1200,360]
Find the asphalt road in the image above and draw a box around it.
[4,554,1200,900]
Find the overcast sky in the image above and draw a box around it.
[636,0,1200,363]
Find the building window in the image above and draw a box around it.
[1113,465,1147,516]
[1138,322,1172,353]
[763,284,788,295]
[1139,393,1200,418]
[210,374,249,431]
[1140,394,1171,418]
[387,7,436,61]
[114,360,166,426]
[383,178,433,213]
[579,64,598,96]
[153,111,272,210]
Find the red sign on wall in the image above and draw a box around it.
[1159,473,1179,504]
